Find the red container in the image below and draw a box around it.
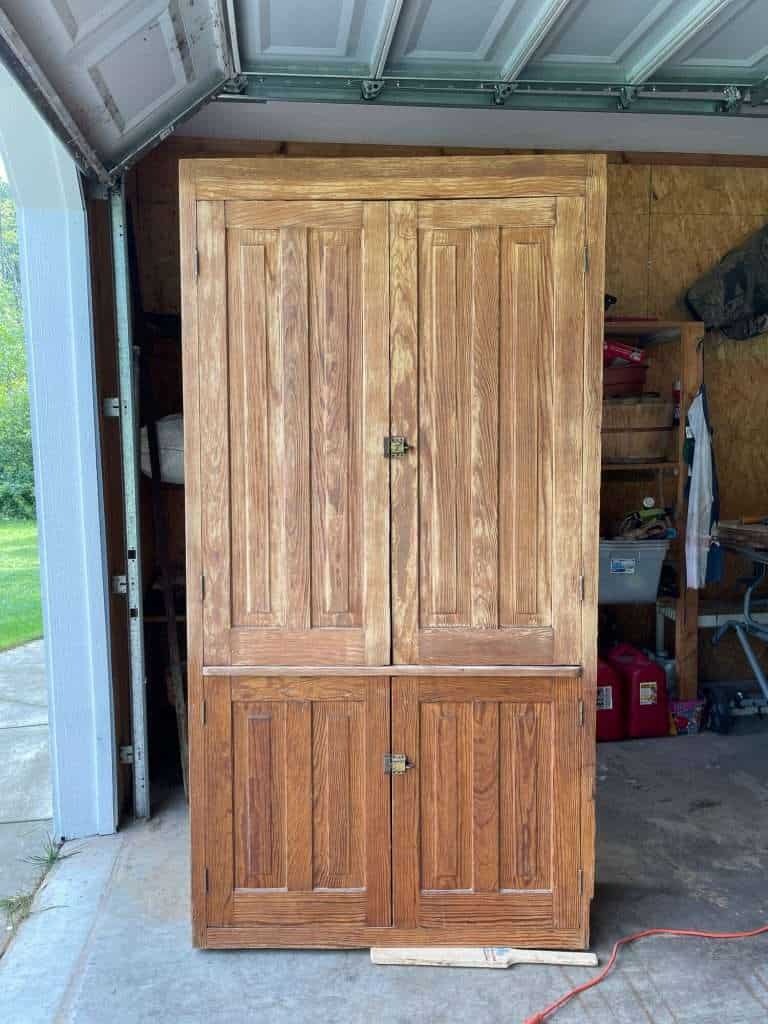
[606,643,669,739]
[603,363,648,397]
[596,658,626,741]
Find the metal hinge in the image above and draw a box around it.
[201,700,207,726]
[204,867,209,893]
[579,574,585,602]
[119,744,134,765]
[578,867,584,894]
[383,435,412,458]
[201,574,206,600]
[195,249,200,277]
[384,753,414,775]
[103,396,120,418]
[112,574,127,595]
[578,700,585,726]
[584,245,590,273]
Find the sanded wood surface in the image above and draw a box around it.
[203,664,581,678]
[182,153,606,951]
[204,676,390,930]
[184,155,589,201]
[392,677,584,934]
[391,198,586,665]
[197,200,389,665]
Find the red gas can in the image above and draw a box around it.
[596,658,626,741]
[606,643,669,739]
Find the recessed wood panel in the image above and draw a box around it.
[199,201,389,665]
[393,677,582,932]
[393,200,582,664]
[206,676,391,929]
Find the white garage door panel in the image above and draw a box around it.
[2,0,231,168]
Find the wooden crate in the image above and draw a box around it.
[602,397,674,462]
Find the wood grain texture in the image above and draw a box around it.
[392,677,582,934]
[360,203,391,664]
[197,200,389,665]
[197,201,231,665]
[180,162,206,946]
[205,676,233,926]
[207,664,582,678]
[552,197,586,664]
[226,200,363,229]
[581,155,607,917]
[227,228,282,628]
[204,676,390,930]
[184,155,589,201]
[205,924,588,949]
[419,198,556,229]
[392,198,588,665]
[390,202,420,664]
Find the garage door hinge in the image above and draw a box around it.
[119,744,134,764]
[584,245,590,273]
[578,699,585,726]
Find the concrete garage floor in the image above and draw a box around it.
[0,729,767,1024]
[0,640,52,954]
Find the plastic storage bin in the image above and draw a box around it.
[598,539,669,604]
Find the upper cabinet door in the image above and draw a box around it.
[391,198,586,665]
[196,200,389,666]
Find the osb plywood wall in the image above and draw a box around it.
[129,140,768,682]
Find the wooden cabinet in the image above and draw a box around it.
[182,155,606,951]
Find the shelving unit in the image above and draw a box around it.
[602,319,704,700]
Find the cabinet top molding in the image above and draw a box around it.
[181,153,604,202]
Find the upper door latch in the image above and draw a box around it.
[384,753,415,774]
[383,435,412,457]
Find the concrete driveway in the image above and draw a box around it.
[0,640,52,953]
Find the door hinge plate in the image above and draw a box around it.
[195,249,200,277]
[584,244,590,273]
[578,699,585,726]
[383,435,412,458]
[204,867,209,893]
[201,574,206,601]
[201,699,207,725]
[103,396,120,418]
[119,744,134,764]
[578,867,584,893]
[579,574,585,602]
[384,753,414,775]
[112,574,127,595]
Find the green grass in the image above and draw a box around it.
[0,520,42,651]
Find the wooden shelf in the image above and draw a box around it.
[604,319,704,346]
[602,461,678,472]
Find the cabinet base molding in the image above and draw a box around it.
[203,926,589,951]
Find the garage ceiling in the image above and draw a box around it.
[1,0,768,181]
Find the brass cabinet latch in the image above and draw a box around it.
[383,436,412,457]
[384,753,415,775]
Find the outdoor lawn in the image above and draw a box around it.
[0,520,42,651]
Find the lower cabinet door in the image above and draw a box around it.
[392,677,585,939]
[204,676,391,932]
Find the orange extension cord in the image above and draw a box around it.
[524,924,768,1024]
